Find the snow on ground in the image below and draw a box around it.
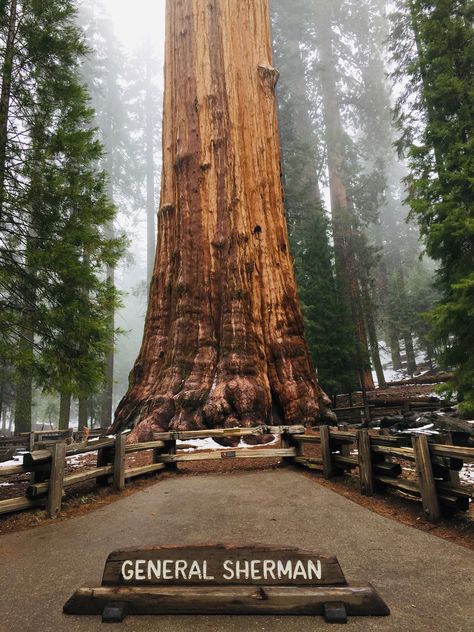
[400,424,440,435]
[0,452,27,468]
[0,458,21,468]
[176,436,278,452]
[460,463,474,486]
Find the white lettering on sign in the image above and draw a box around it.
[121,558,322,582]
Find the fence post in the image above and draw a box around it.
[445,432,460,485]
[164,439,178,471]
[29,432,35,453]
[280,431,298,463]
[412,434,440,523]
[339,423,350,457]
[357,430,374,496]
[320,425,334,479]
[113,434,126,491]
[46,441,66,518]
[97,444,114,486]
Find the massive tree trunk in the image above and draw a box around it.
[111,0,328,441]
[317,11,375,393]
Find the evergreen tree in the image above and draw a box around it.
[0,0,122,431]
[390,0,474,412]
[271,0,358,394]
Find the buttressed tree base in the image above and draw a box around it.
[112,0,330,441]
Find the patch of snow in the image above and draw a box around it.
[0,457,21,468]
[415,392,440,399]
[177,438,227,452]
[0,482,14,487]
[66,454,94,465]
[460,462,474,486]
[176,435,278,452]
[400,423,440,435]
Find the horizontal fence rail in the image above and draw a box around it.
[291,428,473,523]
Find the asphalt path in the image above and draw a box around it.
[0,468,473,631]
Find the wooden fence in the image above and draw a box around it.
[0,428,103,454]
[0,426,302,519]
[291,428,473,523]
[0,425,472,523]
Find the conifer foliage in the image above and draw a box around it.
[0,0,122,432]
[390,0,474,413]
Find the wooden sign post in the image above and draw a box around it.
[64,544,389,624]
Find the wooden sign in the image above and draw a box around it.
[64,544,390,623]
[102,544,346,587]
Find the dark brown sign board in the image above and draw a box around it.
[64,544,390,624]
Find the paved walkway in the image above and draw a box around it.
[0,468,473,631]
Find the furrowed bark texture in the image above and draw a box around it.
[112,0,328,441]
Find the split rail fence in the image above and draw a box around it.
[291,427,473,523]
[0,425,472,523]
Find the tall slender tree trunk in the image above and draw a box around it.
[362,287,386,388]
[100,259,114,429]
[1,405,7,433]
[78,397,88,431]
[58,391,71,430]
[99,52,119,429]
[100,173,115,428]
[14,122,46,435]
[14,337,33,434]
[111,0,329,441]
[389,328,403,371]
[14,230,36,435]
[403,333,417,375]
[0,0,17,217]
[359,267,386,388]
[145,46,156,286]
[317,11,374,393]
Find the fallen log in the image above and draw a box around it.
[386,372,453,387]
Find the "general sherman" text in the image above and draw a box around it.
[121,558,323,582]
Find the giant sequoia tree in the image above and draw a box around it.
[112,0,329,440]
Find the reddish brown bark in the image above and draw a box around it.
[111,0,328,441]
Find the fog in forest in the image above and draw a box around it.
[82,0,167,416]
